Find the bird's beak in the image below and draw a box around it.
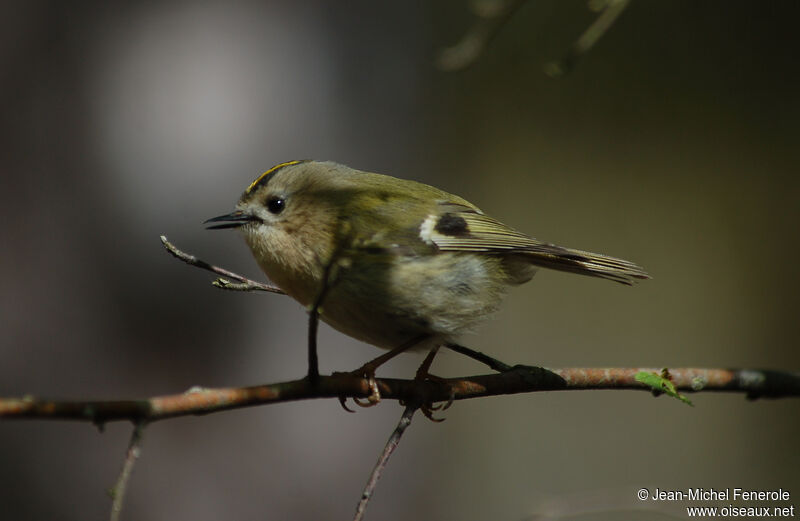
[204,210,257,230]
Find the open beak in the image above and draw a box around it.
[204,210,258,230]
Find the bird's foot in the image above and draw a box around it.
[413,368,455,422]
[335,363,382,412]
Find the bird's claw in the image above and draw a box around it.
[337,395,356,413]
[335,364,382,411]
[414,370,456,422]
[352,370,381,406]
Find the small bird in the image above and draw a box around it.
[207,160,648,400]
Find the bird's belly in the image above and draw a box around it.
[319,253,510,350]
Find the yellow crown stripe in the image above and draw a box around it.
[246,160,305,194]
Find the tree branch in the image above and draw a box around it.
[437,0,630,75]
[109,421,146,521]
[544,0,631,78]
[437,0,527,72]
[354,405,417,521]
[9,237,797,521]
[2,367,797,425]
[160,235,284,293]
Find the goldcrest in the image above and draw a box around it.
[207,160,648,356]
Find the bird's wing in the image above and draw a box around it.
[424,205,649,285]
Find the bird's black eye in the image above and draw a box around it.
[266,196,285,214]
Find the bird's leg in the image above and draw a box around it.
[413,345,456,422]
[444,342,513,373]
[340,335,431,409]
[414,344,440,380]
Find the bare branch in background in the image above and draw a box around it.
[437,0,631,76]
[437,0,527,72]
[544,0,631,78]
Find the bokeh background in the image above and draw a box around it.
[1,1,798,520]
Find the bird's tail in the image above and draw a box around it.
[524,245,650,285]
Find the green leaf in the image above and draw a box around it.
[635,370,694,406]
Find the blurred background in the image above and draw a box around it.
[1,1,798,520]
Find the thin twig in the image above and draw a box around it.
[306,245,343,383]
[544,0,631,78]
[437,0,629,74]
[353,405,417,521]
[437,0,528,71]
[109,421,146,521]
[3,368,797,424]
[307,310,321,383]
[305,219,358,382]
[160,235,284,294]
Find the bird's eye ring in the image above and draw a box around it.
[266,196,286,214]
